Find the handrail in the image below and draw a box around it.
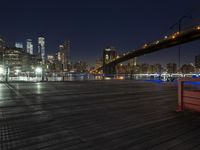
[177,78,200,112]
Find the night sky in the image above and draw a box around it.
[1,0,200,65]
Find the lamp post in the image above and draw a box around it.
[35,67,42,82]
[178,15,192,72]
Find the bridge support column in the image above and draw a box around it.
[103,64,116,77]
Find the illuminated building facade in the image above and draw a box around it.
[59,40,70,71]
[166,63,177,73]
[128,58,137,74]
[38,37,45,64]
[195,55,200,69]
[4,47,23,70]
[73,61,88,73]
[46,53,63,72]
[15,42,23,49]
[0,38,5,65]
[26,39,33,54]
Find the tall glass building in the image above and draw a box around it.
[26,39,33,54]
[38,37,45,64]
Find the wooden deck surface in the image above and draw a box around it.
[0,80,200,150]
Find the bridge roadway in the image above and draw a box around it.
[1,81,200,150]
[97,25,200,71]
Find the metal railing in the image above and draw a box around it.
[177,78,200,112]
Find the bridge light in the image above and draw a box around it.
[172,35,176,39]
[164,36,168,39]
[143,44,148,48]
[197,26,200,30]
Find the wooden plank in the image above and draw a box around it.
[0,81,200,150]
[183,97,200,106]
[184,103,200,112]
[177,80,183,111]
[184,90,200,99]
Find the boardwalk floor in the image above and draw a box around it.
[0,80,200,150]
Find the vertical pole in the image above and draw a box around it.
[178,19,181,72]
[5,66,8,82]
[177,16,192,72]
[177,79,184,111]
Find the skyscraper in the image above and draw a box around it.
[59,40,70,71]
[0,38,5,51]
[0,38,5,65]
[195,55,200,69]
[15,42,23,49]
[38,37,45,64]
[166,63,177,73]
[26,39,33,54]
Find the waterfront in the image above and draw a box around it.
[1,80,200,149]
[1,73,196,82]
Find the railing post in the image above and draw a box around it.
[177,79,184,112]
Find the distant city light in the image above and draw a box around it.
[104,77,111,80]
[15,69,21,75]
[35,67,42,74]
[143,44,148,48]
[15,42,23,49]
[0,67,4,74]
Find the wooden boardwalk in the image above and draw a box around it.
[0,80,200,150]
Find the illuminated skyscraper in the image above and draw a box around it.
[26,39,33,54]
[0,38,5,51]
[38,37,45,64]
[59,40,70,71]
[0,38,5,65]
[129,57,137,73]
[15,42,23,49]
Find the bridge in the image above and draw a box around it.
[94,25,200,75]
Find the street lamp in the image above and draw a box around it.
[178,15,192,72]
[35,67,42,74]
[35,67,42,81]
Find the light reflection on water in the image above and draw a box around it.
[0,84,4,103]
[36,82,42,94]
[1,73,179,82]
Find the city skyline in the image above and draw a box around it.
[1,0,200,65]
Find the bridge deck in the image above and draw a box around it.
[1,81,200,150]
